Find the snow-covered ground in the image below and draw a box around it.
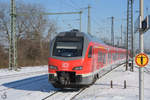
[75,65,150,100]
[0,64,150,100]
[0,65,47,76]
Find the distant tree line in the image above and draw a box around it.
[0,2,58,68]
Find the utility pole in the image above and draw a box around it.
[9,0,17,70]
[131,0,134,72]
[121,24,123,46]
[126,0,133,71]
[139,0,144,100]
[126,0,134,71]
[87,5,91,34]
[111,16,114,46]
[126,0,129,71]
[79,11,82,31]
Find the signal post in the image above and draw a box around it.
[138,0,150,100]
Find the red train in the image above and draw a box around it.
[48,29,127,88]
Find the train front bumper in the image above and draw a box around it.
[48,73,93,86]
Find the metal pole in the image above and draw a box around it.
[121,24,123,46]
[9,0,13,70]
[8,33,12,70]
[80,11,82,31]
[126,0,129,71]
[13,0,17,70]
[131,0,134,72]
[139,0,144,99]
[111,16,114,46]
[10,0,17,70]
[87,5,91,34]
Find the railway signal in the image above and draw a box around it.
[138,0,150,100]
[142,15,150,32]
[134,5,150,100]
[135,53,149,67]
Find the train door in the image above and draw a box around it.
[93,47,98,72]
[98,49,103,68]
[87,46,93,73]
[98,49,107,68]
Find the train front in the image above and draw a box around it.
[48,30,91,88]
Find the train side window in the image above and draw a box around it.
[88,46,93,58]
[103,54,106,64]
[107,53,109,63]
[108,53,111,63]
[98,51,103,62]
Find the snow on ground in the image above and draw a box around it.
[0,65,47,76]
[0,65,56,100]
[75,64,150,100]
[0,65,48,85]
[0,64,150,100]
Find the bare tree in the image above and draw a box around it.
[0,43,8,68]
[0,2,58,67]
[0,2,10,45]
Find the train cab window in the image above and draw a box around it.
[53,37,84,57]
[88,46,93,58]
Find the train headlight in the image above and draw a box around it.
[72,66,83,70]
[49,65,58,70]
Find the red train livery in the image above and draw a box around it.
[48,29,127,88]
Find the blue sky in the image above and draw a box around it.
[1,0,150,49]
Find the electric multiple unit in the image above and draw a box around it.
[48,29,127,88]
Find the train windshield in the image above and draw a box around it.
[53,37,83,57]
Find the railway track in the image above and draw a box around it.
[70,88,86,100]
[41,62,125,100]
[42,88,86,100]
[0,70,47,79]
[42,91,59,100]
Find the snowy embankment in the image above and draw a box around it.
[0,64,150,100]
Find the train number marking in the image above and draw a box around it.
[62,63,69,68]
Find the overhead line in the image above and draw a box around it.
[16,11,81,16]
[69,0,81,9]
[60,0,78,10]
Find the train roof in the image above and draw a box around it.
[57,29,126,52]
[58,29,106,45]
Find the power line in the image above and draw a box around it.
[92,17,101,26]
[69,0,81,9]
[59,0,78,10]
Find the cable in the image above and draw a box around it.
[59,0,78,10]
[69,0,80,9]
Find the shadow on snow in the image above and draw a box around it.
[2,74,58,92]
